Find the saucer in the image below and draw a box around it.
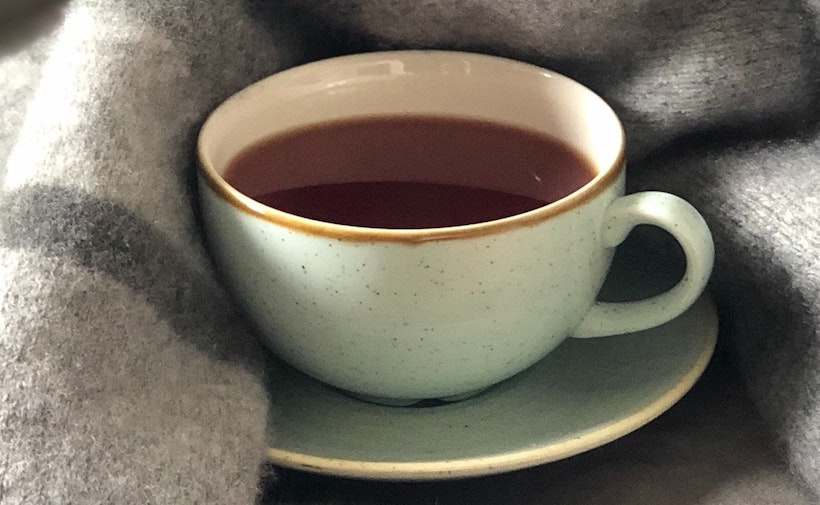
[264,239,718,480]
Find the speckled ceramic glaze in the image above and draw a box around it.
[262,242,719,479]
[197,51,714,402]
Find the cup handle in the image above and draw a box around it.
[573,192,714,339]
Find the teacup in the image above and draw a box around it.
[197,51,714,404]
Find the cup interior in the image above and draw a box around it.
[198,51,624,220]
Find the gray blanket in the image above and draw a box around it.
[1,1,818,503]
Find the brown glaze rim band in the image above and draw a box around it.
[198,150,624,243]
[197,55,627,244]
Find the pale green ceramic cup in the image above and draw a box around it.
[197,51,714,404]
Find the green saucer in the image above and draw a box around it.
[264,240,718,480]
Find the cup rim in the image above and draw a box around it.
[197,50,625,243]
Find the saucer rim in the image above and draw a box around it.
[265,298,717,481]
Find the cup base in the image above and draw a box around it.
[345,388,488,407]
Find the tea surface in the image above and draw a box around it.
[224,116,596,228]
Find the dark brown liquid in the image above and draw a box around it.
[253,182,546,229]
[224,116,596,229]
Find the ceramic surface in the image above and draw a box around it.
[198,51,714,401]
[264,241,718,480]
